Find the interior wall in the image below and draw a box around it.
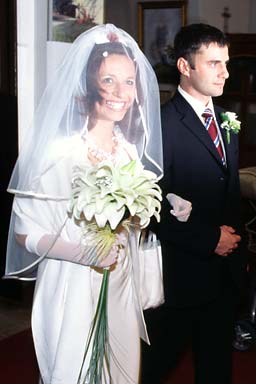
[105,0,255,40]
[198,0,251,33]
[17,0,47,146]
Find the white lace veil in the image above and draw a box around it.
[4,23,163,279]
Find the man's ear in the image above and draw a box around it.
[177,57,191,77]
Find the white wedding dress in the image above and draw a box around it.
[13,134,148,384]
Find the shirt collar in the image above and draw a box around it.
[178,85,215,121]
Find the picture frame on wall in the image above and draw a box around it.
[48,0,105,42]
[138,1,187,86]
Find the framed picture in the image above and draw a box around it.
[48,0,105,42]
[138,1,187,85]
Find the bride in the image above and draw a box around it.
[4,24,163,383]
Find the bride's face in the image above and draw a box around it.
[94,53,136,123]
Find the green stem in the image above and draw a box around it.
[77,269,110,384]
[226,130,230,144]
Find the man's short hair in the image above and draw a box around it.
[174,23,229,66]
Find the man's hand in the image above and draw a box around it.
[215,225,241,257]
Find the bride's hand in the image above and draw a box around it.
[98,244,119,268]
[166,193,192,222]
[98,232,128,268]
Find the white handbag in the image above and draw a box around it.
[139,230,165,310]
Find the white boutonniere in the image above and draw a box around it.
[220,111,241,144]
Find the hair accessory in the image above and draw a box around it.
[107,32,119,42]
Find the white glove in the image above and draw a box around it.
[166,193,192,222]
[96,231,128,267]
[26,232,120,268]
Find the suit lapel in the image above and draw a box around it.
[173,92,227,169]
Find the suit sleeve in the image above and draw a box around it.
[156,175,221,257]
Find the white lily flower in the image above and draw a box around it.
[68,159,162,230]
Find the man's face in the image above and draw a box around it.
[180,42,229,104]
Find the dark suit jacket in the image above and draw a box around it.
[157,91,247,307]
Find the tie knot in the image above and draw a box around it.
[202,108,213,119]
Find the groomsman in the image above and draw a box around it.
[142,23,246,384]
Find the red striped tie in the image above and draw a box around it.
[202,108,225,164]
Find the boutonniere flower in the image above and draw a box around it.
[220,111,241,144]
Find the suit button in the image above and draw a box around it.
[220,177,225,181]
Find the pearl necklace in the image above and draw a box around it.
[83,126,124,162]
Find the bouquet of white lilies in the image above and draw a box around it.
[67,159,162,384]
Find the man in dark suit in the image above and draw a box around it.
[142,24,246,384]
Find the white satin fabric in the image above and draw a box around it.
[12,136,148,383]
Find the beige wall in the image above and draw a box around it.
[105,0,256,42]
